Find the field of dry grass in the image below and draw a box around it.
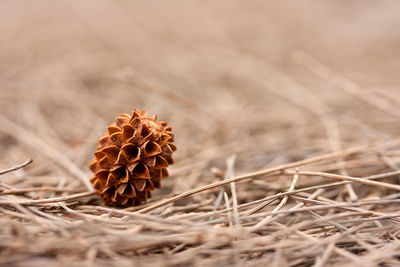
[1,1,400,266]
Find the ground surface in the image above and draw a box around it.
[1,1,400,266]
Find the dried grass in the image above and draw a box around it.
[1,1,400,266]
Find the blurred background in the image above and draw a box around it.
[1,1,400,194]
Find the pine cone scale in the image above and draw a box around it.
[107,126,121,135]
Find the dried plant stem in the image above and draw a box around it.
[296,170,400,191]
[323,118,358,201]
[227,156,240,227]
[223,192,233,228]
[251,169,300,231]
[0,191,95,205]
[0,187,81,195]
[0,159,33,176]
[292,50,400,117]
[137,141,398,213]
[257,188,324,229]
[250,199,400,218]
[197,169,400,222]
[0,116,92,190]
[210,155,236,220]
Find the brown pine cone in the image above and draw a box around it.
[89,109,176,207]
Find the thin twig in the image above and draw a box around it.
[0,159,33,176]
[0,187,81,195]
[0,191,95,205]
[296,170,400,191]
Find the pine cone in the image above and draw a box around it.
[89,109,176,207]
